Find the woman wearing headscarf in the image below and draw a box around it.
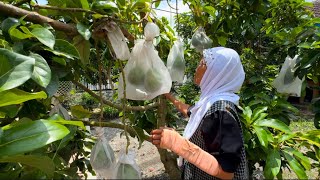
[150,47,248,179]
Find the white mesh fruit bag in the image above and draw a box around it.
[191,27,213,52]
[106,21,130,60]
[90,128,115,179]
[272,55,304,97]
[112,149,141,179]
[118,22,172,100]
[167,38,185,83]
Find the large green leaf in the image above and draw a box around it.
[30,53,52,88]
[70,105,92,119]
[47,114,86,130]
[0,48,35,92]
[253,126,268,148]
[45,39,80,60]
[283,147,311,170]
[264,149,281,179]
[282,151,308,179]
[0,120,69,157]
[297,130,320,147]
[31,27,55,49]
[0,89,47,107]
[74,35,90,64]
[0,155,55,177]
[254,118,292,134]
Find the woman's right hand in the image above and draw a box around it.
[163,93,190,117]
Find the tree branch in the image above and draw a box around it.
[72,80,159,111]
[31,4,98,14]
[0,2,78,36]
[82,120,150,140]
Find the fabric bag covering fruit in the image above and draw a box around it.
[167,38,185,83]
[90,128,115,179]
[105,21,130,60]
[272,55,304,97]
[113,149,141,179]
[118,22,172,100]
[191,27,213,52]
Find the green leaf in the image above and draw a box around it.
[132,126,149,149]
[0,155,55,177]
[217,36,227,46]
[242,106,253,124]
[264,149,281,179]
[31,27,55,49]
[0,48,35,92]
[252,106,268,121]
[73,35,90,64]
[76,23,91,40]
[92,1,119,12]
[70,105,92,119]
[47,114,85,130]
[80,0,89,10]
[0,120,69,157]
[297,130,320,147]
[203,6,216,17]
[283,147,311,170]
[30,53,51,88]
[45,73,59,97]
[254,118,292,134]
[253,126,268,148]
[9,28,33,39]
[282,151,308,179]
[0,89,47,107]
[45,39,80,60]
[154,0,160,8]
[1,17,19,34]
[0,105,20,118]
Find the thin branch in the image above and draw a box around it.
[81,120,150,140]
[31,4,98,14]
[0,2,78,36]
[72,80,159,111]
[153,8,179,14]
[167,0,178,10]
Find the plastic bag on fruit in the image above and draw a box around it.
[191,27,213,52]
[272,55,304,97]
[106,21,130,60]
[112,149,141,179]
[167,38,185,83]
[90,127,116,179]
[118,22,172,100]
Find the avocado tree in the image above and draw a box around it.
[0,0,319,179]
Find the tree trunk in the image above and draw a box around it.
[157,96,181,179]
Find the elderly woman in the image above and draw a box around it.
[150,47,248,179]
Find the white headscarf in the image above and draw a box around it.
[177,47,245,166]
